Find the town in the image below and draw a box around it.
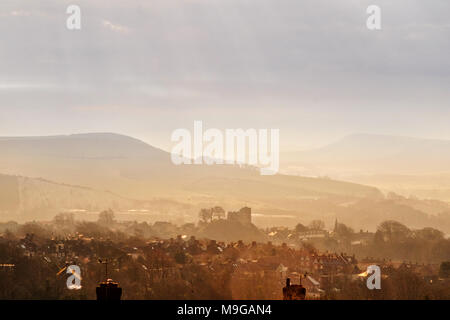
[0,207,448,299]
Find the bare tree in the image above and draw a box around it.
[308,220,325,231]
[199,208,213,223]
[98,209,115,226]
[211,206,225,220]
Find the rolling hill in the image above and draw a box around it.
[2,132,449,233]
[0,132,382,200]
[282,134,450,201]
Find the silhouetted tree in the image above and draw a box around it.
[375,220,411,243]
[439,261,450,278]
[309,220,325,231]
[414,227,444,241]
[98,209,115,226]
[335,223,354,239]
[295,223,308,233]
[53,212,75,227]
[211,206,225,220]
[199,208,213,223]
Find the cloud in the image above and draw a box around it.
[102,20,130,34]
[0,10,32,17]
[0,0,449,145]
[10,10,31,17]
[0,82,58,90]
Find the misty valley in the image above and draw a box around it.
[0,133,449,300]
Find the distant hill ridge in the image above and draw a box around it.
[0,132,390,226]
[284,133,450,173]
[0,132,381,197]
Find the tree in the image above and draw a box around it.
[376,220,411,243]
[53,212,75,227]
[335,223,354,239]
[199,208,213,223]
[308,220,325,231]
[211,206,226,220]
[413,227,444,241]
[439,261,450,278]
[18,222,51,239]
[295,223,308,233]
[98,209,115,226]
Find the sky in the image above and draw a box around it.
[0,0,449,151]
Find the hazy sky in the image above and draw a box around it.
[0,0,449,151]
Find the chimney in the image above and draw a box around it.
[286,278,291,287]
